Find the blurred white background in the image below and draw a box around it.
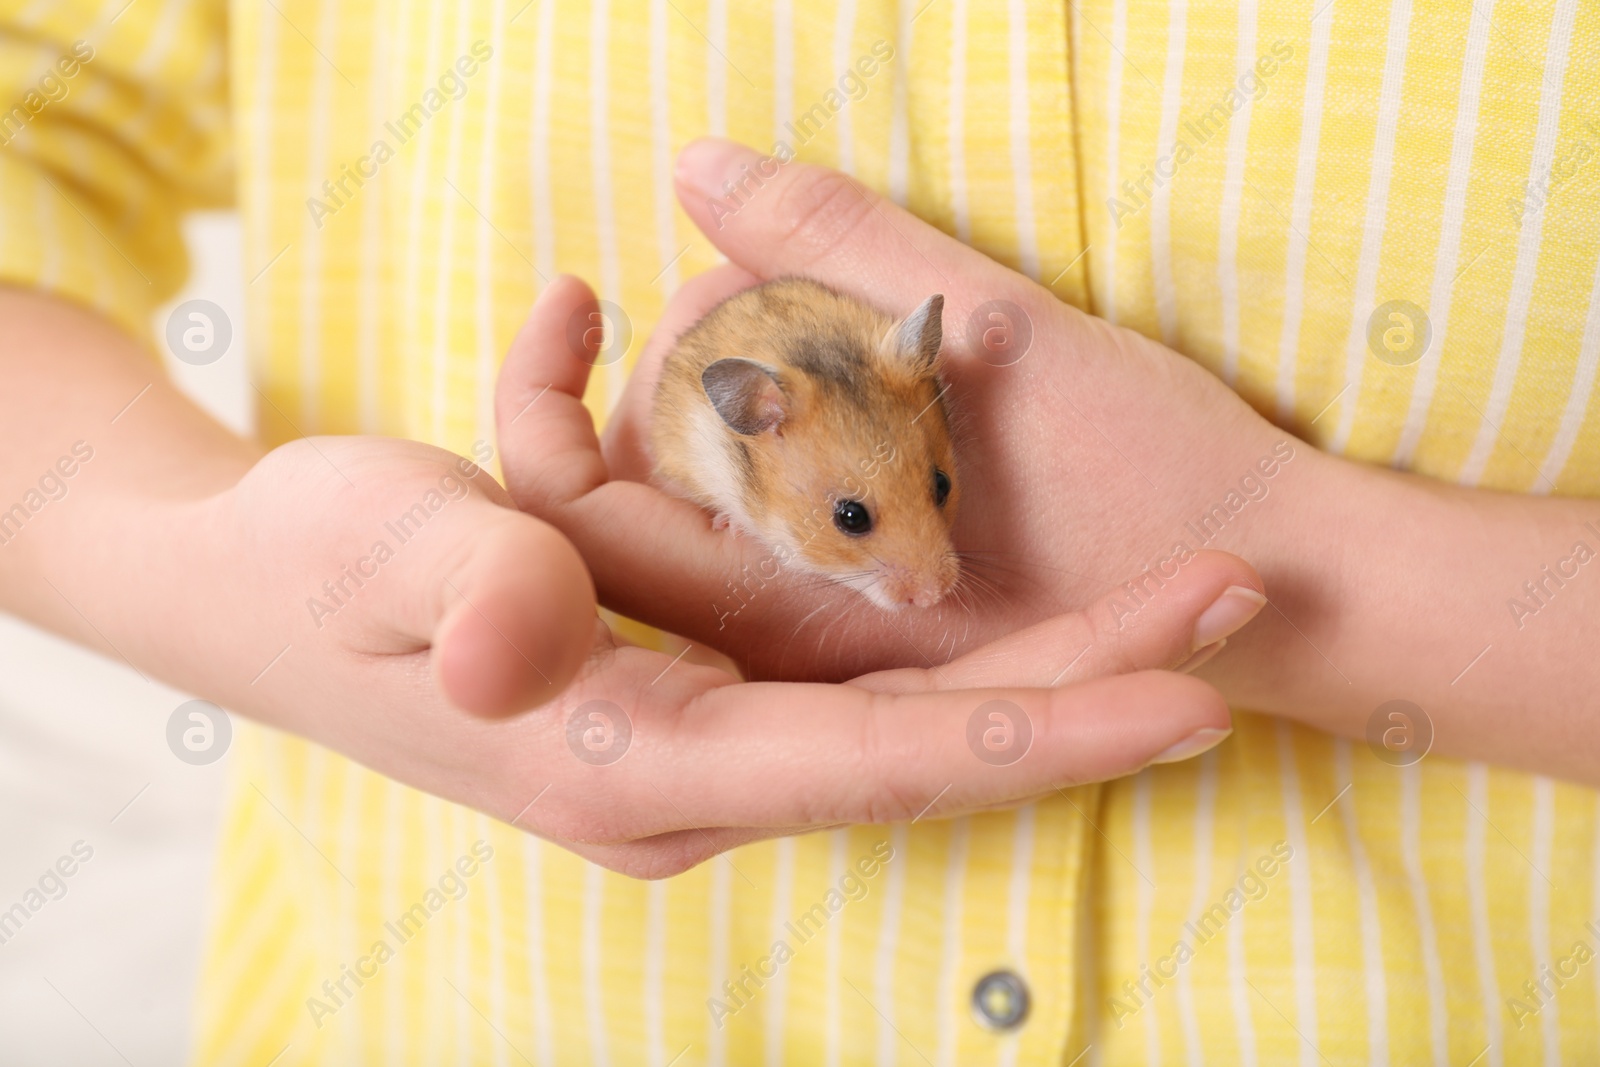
[0,212,249,1064]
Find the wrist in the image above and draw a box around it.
[1206,439,1390,728]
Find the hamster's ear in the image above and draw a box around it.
[702,358,788,435]
[890,294,944,373]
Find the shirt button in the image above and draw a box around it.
[970,970,1030,1031]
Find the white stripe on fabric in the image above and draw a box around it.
[1535,242,1600,491]
[1467,764,1503,1067]
[523,839,555,1067]
[645,879,668,1067]
[1335,740,1388,1066]
[1276,722,1317,1067]
[765,837,796,1067]
[834,0,859,176]
[249,0,281,421]
[582,862,611,1066]
[1329,0,1414,455]
[475,819,507,1067]
[774,0,793,133]
[1227,878,1258,1067]
[947,0,971,244]
[1006,0,1039,281]
[886,0,911,207]
[588,0,624,405]
[650,0,677,297]
[430,3,469,444]
[873,823,909,1067]
[1149,0,1187,346]
[707,857,732,1067]
[1100,0,1127,324]
[1400,764,1449,1066]
[1593,796,1600,1038]
[935,818,971,1067]
[1458,0,1580,486]
[355,6,393,433]
[1176,752,1218,1067]
[997,805,1036,1067]
[531,0,556,281]
[1392,0,1495,468]
[1272,0,1334,423]
[825,831,848,1067]
[474,0,507,443]
[1217,0,1258,384]
[129,0,189,77]
[707,0,727,137]
[1532,777,1558,1067]
[1133,773,1160,1066]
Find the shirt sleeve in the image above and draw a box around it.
[0,0,232,344]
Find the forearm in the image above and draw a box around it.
[0,289,260,672]
[1222,447,1600,779]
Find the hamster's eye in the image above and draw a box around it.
[933,469,952,508]
[833,499,873,536]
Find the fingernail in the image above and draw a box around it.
[675,137,760,201]
[1192,585,1267,651]
[1147,726,1232,766]
[1175,638,1226,674]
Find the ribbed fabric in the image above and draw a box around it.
[3,0,1598,1062]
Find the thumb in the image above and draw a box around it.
[855,549,1266,693]
[425,506,597,717]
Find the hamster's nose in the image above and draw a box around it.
[877,562,957,610]
[908,578,949,609]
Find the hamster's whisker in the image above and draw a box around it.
[950,561,1008,612]
[779,600,848,676]
[959,550,1113,589]
[810,601,856,659]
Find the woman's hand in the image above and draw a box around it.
[498,139,1600,785]
[1,289,1253,877]
[498,140,1303,686]
[164,432,1253,876]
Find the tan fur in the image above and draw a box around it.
[651,278,960,609]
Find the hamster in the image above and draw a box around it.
[650,277,960,610]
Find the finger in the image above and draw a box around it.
[493,273,790,636]
[535,666,1229,841]
[494,274,611,512]
[599,262,760,483]
[427,507,598,717]
[561,826,815,880]
[853,550,1266,693]
[674,138,1046,331]
[288,438,595,716]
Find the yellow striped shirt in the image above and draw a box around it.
[4,0,1599,1062]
